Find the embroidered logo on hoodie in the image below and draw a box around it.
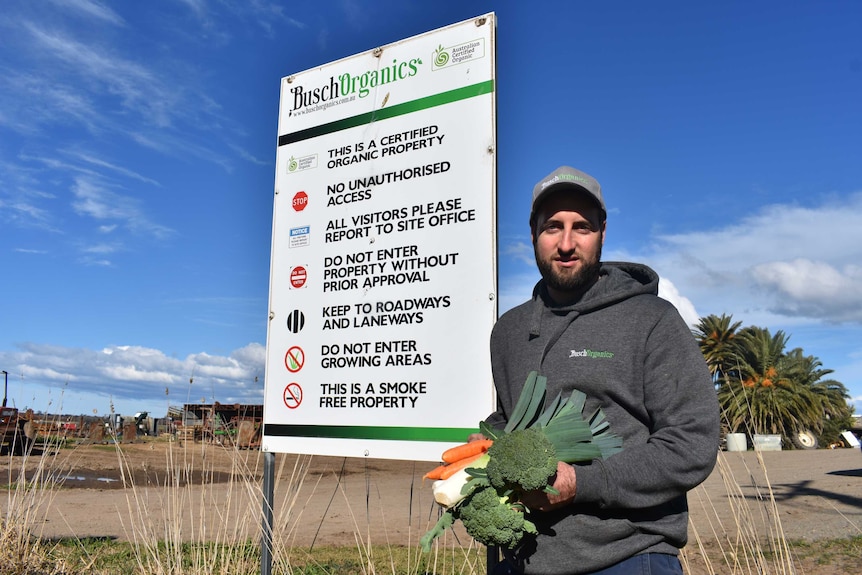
[569,349,615,359]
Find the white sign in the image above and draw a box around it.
[263,13,497,461]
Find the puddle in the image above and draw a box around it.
[62,475,119,484]
[33,467,237,489]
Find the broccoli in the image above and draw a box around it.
[421,371,624,554]
[456,484,537,549]
[485,427,558,492]
[420,509,455,553]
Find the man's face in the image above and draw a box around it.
[532,191,606,303]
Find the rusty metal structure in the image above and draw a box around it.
[178,403,263,449]
[0,395,264,450]
[0,407,35,455]
[0,370,36,455]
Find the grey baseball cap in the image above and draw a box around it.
[529,166,605,225]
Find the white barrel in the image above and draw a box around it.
[726,433,748,452]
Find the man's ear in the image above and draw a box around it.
[600,220,607,245]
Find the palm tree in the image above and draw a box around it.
[692,313,742,386]
[782,348,853,446]
[719,327,808,436]
[714,325,851,448]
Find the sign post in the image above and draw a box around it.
[264,13,497,462]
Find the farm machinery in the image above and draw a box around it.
[0,371,35,455]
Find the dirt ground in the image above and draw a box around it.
[4,440,861,571]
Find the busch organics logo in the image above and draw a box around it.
[569,348,615,359]
[432,38,485,71]
[289,56,422,113]
[542,174,592,189]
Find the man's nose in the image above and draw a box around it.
[558,229,576,252]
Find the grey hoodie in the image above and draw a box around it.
[487,262,719,574]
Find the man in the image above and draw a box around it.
[484,166,720,574]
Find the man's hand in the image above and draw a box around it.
[467,433,487,442]
[519,461,577,511]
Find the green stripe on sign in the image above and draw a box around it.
[278,79,494,146]
[264,424,477,442]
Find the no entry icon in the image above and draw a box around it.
[290,266,307,288]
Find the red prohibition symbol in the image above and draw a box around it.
[290,266,307,289]
[283,383,302,409]
[284,346,304,373]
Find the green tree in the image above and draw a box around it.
[692,313,742,386]
[703,323,852,449]
[718,327,812,438]
[784,348,853,445]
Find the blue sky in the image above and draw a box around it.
[1,1,861,419]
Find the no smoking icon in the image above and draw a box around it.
[284,346,304,373]
[283,383,302,409]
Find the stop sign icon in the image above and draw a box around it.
[290,266,307,288]
[292,191,308,211]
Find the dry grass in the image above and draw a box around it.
[684,450,794,574]
[109,438,484,575]
[2,432,858,575]
[1,426,79,575]
[116,439,266,574]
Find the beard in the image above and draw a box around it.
[535,244,602,297]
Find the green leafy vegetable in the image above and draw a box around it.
[421,371,623,552]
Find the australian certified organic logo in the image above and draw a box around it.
[433,44,450,67]
[287,154,318,174]
[432,38,485,71]
[569,348,615,359]
[289,55,423,115]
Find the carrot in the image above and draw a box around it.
[441,439,493,464]
[438,451,486,479]
[423,463,449,481]
[422,447,491,481]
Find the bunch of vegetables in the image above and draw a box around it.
[420,371,622,551]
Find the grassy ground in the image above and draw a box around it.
[2,434,860,574]
[11,535,862,575]
[39,539,487,575]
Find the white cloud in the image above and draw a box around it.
[82,242,120,254]
[657,278,700,327]
[68,151,161,186]
[501,240,535,267]
[752,259,862,321]
[619,193,862,413]
[84,259,112,266]
[71,176,175,240]
[52,0,126,26]
[643,192,862,325]
[0,342,265,415]
[24,23,177,128]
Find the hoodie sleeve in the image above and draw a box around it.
[573,305,720,509]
